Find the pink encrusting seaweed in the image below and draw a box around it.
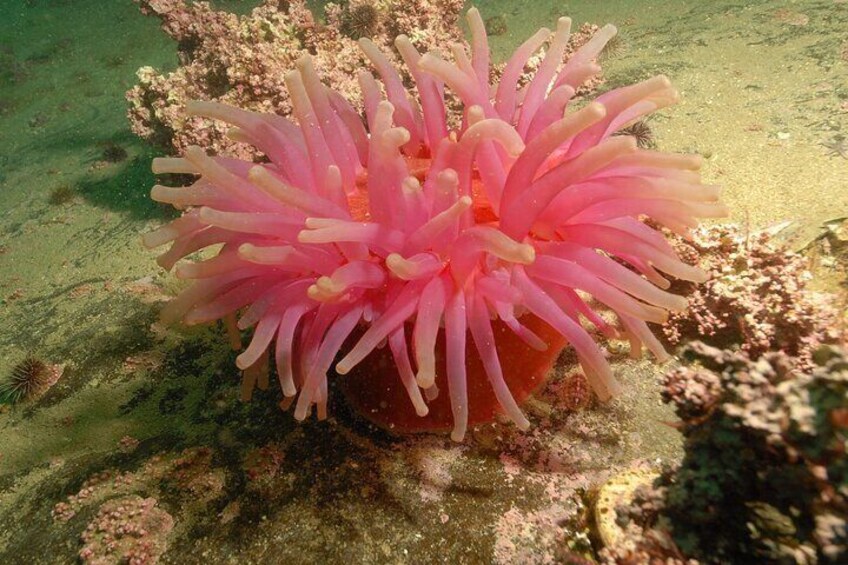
[143,9,726,441]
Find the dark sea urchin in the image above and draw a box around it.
[597,31,627,63]
[144,9,726,440]
[0,356,58,403]
[340,4,380,40]
[614,119,655,149]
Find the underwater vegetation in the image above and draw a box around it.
[27,111,49,129]
[0,44,29,85]
[127,0,467,159]
[48,183,77,206]
[52,446,225,564]
[142,5,726,442]
[98,141,128,163]
[0,96,16,117]
[605,343,848,564]
[663,223,842,369]
[78,495,174,565]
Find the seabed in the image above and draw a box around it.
[0,1,846,563]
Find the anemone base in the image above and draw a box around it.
[339,315,567,434]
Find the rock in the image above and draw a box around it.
[593,468,659,548]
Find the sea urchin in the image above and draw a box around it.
[1,356,59,404]
[340,4,380,40]
[143,9,726,441]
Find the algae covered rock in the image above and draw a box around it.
[663,224,841,370]
[604,342,848,564]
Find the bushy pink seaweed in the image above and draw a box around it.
[128,0,466,159]
[663,224,842,369]
[128,0,605,160]
[79,496,174,565]
[144,8,726,441]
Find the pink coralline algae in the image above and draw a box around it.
[663,224,841,369]
[606,343,848,563]
[79,495,174,565]
[128,0,466,159]
[144,8,726,441]
[128,0,604,160]
[51,447,225,524]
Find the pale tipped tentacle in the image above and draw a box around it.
[248,165,348,219]
[554,24,618,89]
[527,255,670,324]
[467,290,531,430]
[449,226,536,287]
[294,306,363,421]
[275,302,315,398]
[386,252,445,281]
[444,287,469,442]
[518,17,572,137]
[465,7,490,94]
[284,69,337,197]
[501,102,607,226]
[513,268,622,401]
[388,328,430,417]
[502,135,639,240]
[185,101,312,190]
[619,313,671,362]
[299,218,406,253]
[413,275,448,389]
[494,27,551,123]
[296,56,359,188]
[336,280,427,375]
[360,38,424,154]
[395,35,448,149]
[558,224,708,282]
[307,260,387,302]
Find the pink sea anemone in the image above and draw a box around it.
[143,9,726,441]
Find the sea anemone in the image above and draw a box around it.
[144,9,726,441]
